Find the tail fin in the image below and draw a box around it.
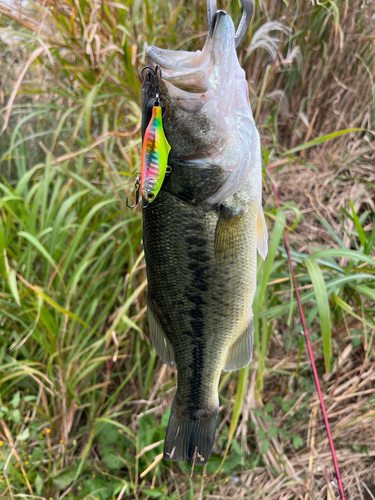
[163,403,218,465]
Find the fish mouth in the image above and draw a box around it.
[147,11,235,98]
[144,10,258,205]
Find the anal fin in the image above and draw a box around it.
[147,300,175,367]
[223,319,254,372]
[257,205,268,260]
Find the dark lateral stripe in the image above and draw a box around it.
[185,236,206,247]
[187,294,206,306]
[188,251,210,262]
[184,229,209,409]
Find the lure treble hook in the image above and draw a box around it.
[207,0,254,47]
[126,172,149,209]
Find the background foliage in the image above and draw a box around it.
[0,0,374,498]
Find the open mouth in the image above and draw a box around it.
[147,11,233,96]
[144,9,256,206]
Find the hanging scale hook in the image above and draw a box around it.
[207,0,254,47]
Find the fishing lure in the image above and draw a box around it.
[127,66,171,208]
[141,104,171,203]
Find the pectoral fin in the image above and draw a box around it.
[214,205,244,265]
[223,319,254,372]
[147,300,175,367]
[257,205,268,260]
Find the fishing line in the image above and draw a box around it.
[260,121,346,500]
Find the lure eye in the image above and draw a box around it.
[147,192,155,201]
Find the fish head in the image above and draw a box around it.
[144,10,260,204]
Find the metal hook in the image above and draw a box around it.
[126,191,139,208]
[154,65,162,91]
[141,65,162,102]
[207,0,217,37]
[234,0,254,47]
[126,186,140,209]
[207,0,254,47]
[126,172,149,209]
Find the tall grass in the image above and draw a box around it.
[0,0,374,498]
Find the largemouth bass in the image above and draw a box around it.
[142,10,268,465]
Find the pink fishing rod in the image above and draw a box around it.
[268,161,346,500]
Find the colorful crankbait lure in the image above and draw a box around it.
[140,105,171,203]
[126,66,171,209]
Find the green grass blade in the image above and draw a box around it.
[256,212,285,311]
[8,269,21,305]
[313,213,346,249]
[61,198,117,273]
[351,284,375,302]
[216,364,250,475]
[0,217,6,276]
[17,231,64,285]
[253,211,285,397]
[311,249,374,267]
[366,218,375,255]
[305,258,331,372]
[349,200,367,250]
[283,128,363,155]
[333,294,375,331]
